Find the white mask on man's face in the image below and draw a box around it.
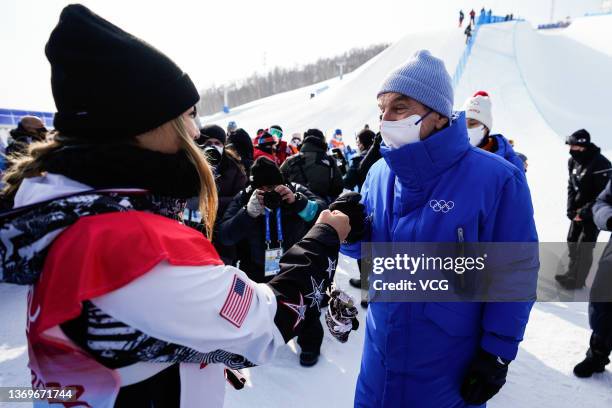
[380,114,425,149]
[467,125,486,146]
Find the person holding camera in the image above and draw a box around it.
[184,124,247,264]
[219,156,328,366]
[280,128,344,204]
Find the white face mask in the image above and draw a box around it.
[380,114,425,149]
[467,125,486,146]
[212,145,224,155]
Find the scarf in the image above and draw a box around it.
[0,190,186,285]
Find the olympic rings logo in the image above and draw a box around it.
[429,200,455,213]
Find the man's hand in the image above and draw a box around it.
[275,185,295,204]
[574,214,583,222]
[316,210,350,242]
[461,348,510,405]
[329,192,367,243]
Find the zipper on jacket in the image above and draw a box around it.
[457,227,466,290]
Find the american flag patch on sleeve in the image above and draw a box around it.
[220,275,254,328]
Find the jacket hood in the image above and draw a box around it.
[300,139,327,152]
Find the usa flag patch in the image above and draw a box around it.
[220,275,254,328]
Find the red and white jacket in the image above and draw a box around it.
[17,174,317,408]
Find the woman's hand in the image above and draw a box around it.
[316,210,351,242]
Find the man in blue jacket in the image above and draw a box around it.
[341,50,538,407]
[463,91,525,171]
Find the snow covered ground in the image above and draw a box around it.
[2,14,612,408]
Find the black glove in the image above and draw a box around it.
[325,286,359,343]
[329,192,366,243]
[607,216,612,231]
[578,206,592,221]
[567,209,577,220]
[461,348,510,405]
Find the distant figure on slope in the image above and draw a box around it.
[459,10,465,27]
[470,8,476,25]
[463,91,524,171]
[464,24,472,44]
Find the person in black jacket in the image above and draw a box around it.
[185,125,247,264]
[5,116,48,159]
[219,157,328,366]
[226,127,254,178]
[574,179,612,377]
[556,129,611,289]
[357,131,382,187]
[280,129,344,203]
[343,128,375,191]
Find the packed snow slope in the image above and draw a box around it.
[203,28,465,140]
[455,17,612,242]
[2,16,612,408]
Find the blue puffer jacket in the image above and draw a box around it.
[342,113,538,408]
[489,133,524,171]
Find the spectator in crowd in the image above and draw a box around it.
[185,124,247,264]
[5,116,48,159]
[226,127,254,177]
[269,125,294,165]
[328,128,346,153]
[218,157,327,366]
[556,129,611,289]
[464,91,524,171]
[253,129,277,162]
[343,128,375,191]
[226,120,237,135]
[573,179,612,378]
[289,132,302,154]
[281,128,344,203]
[357,132,382,187]
[0,5,351,406]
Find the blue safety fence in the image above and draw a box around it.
[452,13,519,90]
[0,109,54,128]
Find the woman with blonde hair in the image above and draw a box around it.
[0,5,350,407]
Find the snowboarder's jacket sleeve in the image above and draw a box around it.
[92,223,341,365]
[593,180,612,231]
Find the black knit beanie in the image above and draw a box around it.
[565,129,591,146]
[45,4,199,139]
[197,124,227,146]
[303,128,326,149]
[250,157,284,188]
[357,129,376,150]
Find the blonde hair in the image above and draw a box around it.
[171,117,218,238]
[1,118,218,238]
[1,139,62,198]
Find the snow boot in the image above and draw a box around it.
[349,278,362,289]
[574,334,611,378]
[299,351,319,367]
